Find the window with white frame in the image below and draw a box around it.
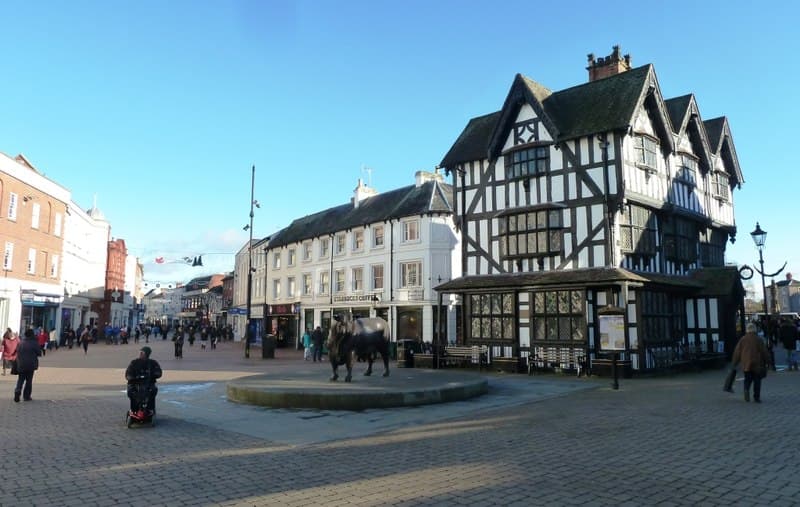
[273,252,281,269]
[402,220,419,242]
[54,212,62,237]
[400,261,422,287]
[287,277,295,298]
[373,225,384,247]
[273,279,281,299]
[31,203,40,229]
[3,242,13,270]
[27,248,36,274]
[50,254,59,278]
[353,230,364,251]
[320,238,329,258]
[334,269,345,293]
[633,134,659,171]
[303,273,312,295]
[320,271,329,294]
[371,264,384,290]
[7,193,18,221]
[303,242,312,261]
[711,171,730,200]
[288,248,296,266]
[352,267,363,291]
[334,234,346,255]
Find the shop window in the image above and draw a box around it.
[531,290,585,342]
[470,293,514,341]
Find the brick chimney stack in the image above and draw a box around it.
[587,45,632,82]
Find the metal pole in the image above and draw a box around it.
[245,165,255,358]
[759,248,768,319]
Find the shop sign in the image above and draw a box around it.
[332,294,380,303]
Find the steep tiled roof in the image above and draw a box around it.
[665,94,693,133]
[440,112,501,169]
[543,64,652,141]
[269,181,453,248]
[703,117,726,153]
[441,65,656,168]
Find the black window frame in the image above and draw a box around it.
[505,145,550,179]
[469,293,515,341]
[498,209,564,259]
[530,289,585,343]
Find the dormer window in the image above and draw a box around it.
[506,146,549,179]
[634,134,659,172]
[676,154,697,186]
[711,171,730,201]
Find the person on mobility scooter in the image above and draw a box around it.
[125,346,162,427]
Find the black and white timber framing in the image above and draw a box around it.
[436,48,746,373]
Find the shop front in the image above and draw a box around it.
[267,303,300,348]
[20,290,62,332]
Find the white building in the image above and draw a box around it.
[60,200,111,332]
[237,171,461,348]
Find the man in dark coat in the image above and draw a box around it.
[125,346,163,413]
[779,318,799,370]
[311,326,324,362]
[732,323,771,403]
[14,329,41,402]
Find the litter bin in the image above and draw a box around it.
[397,339,419,368]
[262,334,276,359]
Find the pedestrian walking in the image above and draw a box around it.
[779,317,798,371]
[14,329,41,402]
[732,322,771,403]
[311,326,324,362]
[2,328,19,376]
[36,327,47,356]
[80,326,91,355]
[302,328,312,360]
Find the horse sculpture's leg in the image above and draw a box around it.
[330,358,339,382]
[364,356,374,376]
[345,351,353,382]
[381,349,390,377]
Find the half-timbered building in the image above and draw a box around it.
[436,47,745,374]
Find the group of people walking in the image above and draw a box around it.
[302,326,326,362]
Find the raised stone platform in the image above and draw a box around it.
[226,366,489,411]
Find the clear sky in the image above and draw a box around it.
[2,0,798,296]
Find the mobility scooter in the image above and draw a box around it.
[125,377,156,428]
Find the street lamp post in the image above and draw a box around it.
[750,223,768,322]
[245,165,257,358]
[750,222,787,372]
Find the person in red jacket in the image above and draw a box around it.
[2,328,19,376]
[36,327,48,356]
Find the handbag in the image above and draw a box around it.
[10,359,18,375]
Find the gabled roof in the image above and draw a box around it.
[441,64,676,169]
[486,74,559,158]
[440,112,502,170]
[268,180,453,249]
[665,94,714,173]
[703,116,744,185]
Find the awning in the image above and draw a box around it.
[21,290,63,306]
[435,267,705,293]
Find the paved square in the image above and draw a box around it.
[1,339,796,506]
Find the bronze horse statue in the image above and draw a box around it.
[327,314,390,382]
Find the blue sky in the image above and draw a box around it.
[2,0,798,296]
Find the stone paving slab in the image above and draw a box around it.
[1,338,799,506]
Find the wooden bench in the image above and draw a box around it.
[528,348,587,376]
[442,346,488,370]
